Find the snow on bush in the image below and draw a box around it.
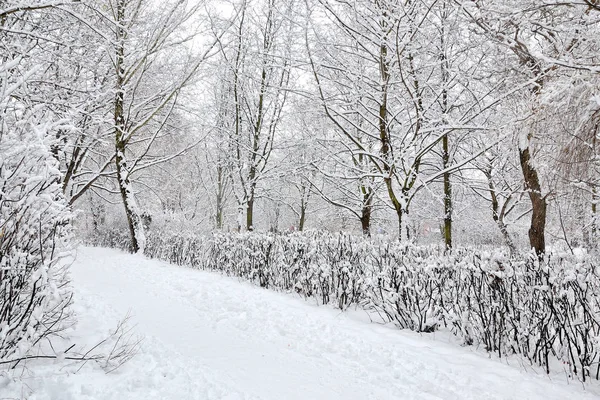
[0,63,73,360]
[93,230,600,381]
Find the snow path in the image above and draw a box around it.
[54,247,600,398]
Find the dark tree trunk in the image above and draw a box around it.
[519,144,546,256]
[396,207,404,241]
[360,205,371,237]
[439,3,452,250]
[442,135,452,250]
[216,163,225,229]
[246,196,254,231]
[360,186,373,236]
[298,199,306,231]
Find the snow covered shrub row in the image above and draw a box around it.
[0,118,73,361]
[93,230,600,381]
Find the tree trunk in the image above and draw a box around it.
[486,172,516,255]
[216,163,224,230]
[440,11,452,250]
[360,186,372,236]
[298,198,306,231]
[497,217,515,255]
[442,134,452,250]
[519,143,546,256]
[246,195,254,231]
[114,0,144,254]
[115,142,145,253]
[396,207,404,241]
[378,39,404,241]
[383,177,405,240]
[360,206,371,237]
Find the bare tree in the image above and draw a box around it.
[94,0,221,251]
[308,0,499,241]
[217,0,294,232]
[457,0,600,254]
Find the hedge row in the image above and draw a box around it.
[92,229,600,381]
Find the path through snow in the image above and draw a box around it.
[3,246,599,399]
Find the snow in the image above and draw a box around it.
[3,246,600,399]
[517,128,529,151]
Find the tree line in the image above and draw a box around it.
[2,0,599,255]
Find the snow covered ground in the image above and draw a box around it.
[2,246,599,400]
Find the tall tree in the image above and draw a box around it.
[308,0,497,241]
[92,0,219,252]
[458,0,600,255]
[218,0,294,231]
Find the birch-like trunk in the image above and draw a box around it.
[114,0,145,253]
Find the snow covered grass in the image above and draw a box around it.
[93,229,600,382]
[3,246,600,399]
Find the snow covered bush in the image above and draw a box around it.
[0,59,73,361]
[91,229,600,381]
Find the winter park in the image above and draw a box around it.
[2,0,600,399]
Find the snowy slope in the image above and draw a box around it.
[3,246,599,400]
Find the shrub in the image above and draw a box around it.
[0,119,73,360]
